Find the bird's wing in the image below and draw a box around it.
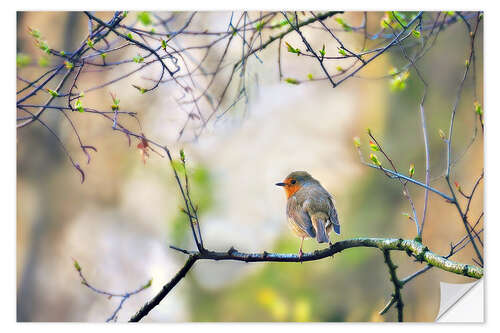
[328,196,341,234]
[287,196,316,238]
[304,185,341,235]
[324,188,341,234]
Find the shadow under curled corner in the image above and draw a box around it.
[436,279,484,322]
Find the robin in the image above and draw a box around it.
[276,171,340,258]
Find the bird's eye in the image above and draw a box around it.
[291,180,296,184]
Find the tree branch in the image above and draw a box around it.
[129,255,197,322]
[381,250,403,322]
[130,237,482,321]
[233,11,343,69]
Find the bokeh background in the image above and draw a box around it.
[16,11,483,322]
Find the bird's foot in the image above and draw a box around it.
[298,249,303,262]
[328,242,335,259]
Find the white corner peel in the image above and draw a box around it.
[436,279,483,322]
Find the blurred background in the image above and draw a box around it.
[16,11,483,322]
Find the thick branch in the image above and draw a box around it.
[131,237,482,322]
[382,250,403,322]
[129,256,197,322]
[177,238,482,279]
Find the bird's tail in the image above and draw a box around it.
[332,222,340,234]
[312,215,329,243]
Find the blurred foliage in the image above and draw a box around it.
[16,53,31,68]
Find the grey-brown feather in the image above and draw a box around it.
[286,177,341,242]
[286,196,316,238]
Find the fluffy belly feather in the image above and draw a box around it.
[287,218,311,238]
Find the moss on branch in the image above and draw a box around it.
[180,237,482,279]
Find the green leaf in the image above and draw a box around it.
[127,33,134,40]
[86,38,94,48]
[389,71,410,91]
[285,41,300,54]
[137,12,152,26]
[409,163,415,177]
[271,20,287,28]
[474,101,483,115]
[132,85,146,94]
[60,51,66,56]
[16,53,31,68]
[369,140,379,151]
[255,21,264,32]
[369,153,381,166]
[47,88,59,97]
[161,39,167,50]
[380,13,393,28]
[284,78,299,85]
[28,27,41,39]
[110,93,120,111]
[75,98,84,112]
[335,17,352,31]
[133,54,144,63]
[142,279,153,289]
[73,259,82,272]
[338,48,347,56]
[180,149,185,162]
[36,40,50,54]
[412,30,421,38]
[319,44,326,57]
[307,73,313,80]
[390,12,408,27]
[336,66,344,72]
[100,52,107,59]
[64,61,74,69]
[110,92,120,110]
[390,77,405,91]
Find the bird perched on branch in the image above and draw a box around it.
[276,171,340,258]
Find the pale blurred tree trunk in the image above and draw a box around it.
[17,12,82,321]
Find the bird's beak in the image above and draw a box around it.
[275,182,286,187]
